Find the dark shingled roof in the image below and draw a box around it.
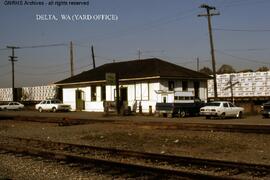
[55,58,210,85]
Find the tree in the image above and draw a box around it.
[238,69,253,73]
[256,66,269,72]
[217,64,236,74]
[199,67,213,75]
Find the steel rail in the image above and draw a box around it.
[2,115,270,134]
[0,136,269,179]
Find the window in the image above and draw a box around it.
[168,81,175,91]
[101,85,106,101]
[223,103,228,107]
[229,103,235,107]
[135,83,149,100]
[182,81,188,91]
[206,102,220,107]
[91,86,96,101]
[41,101,46,104]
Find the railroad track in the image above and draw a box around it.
[130,121,270,134]
[8,115,270,134]
[0,136,269,179]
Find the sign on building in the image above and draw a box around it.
[106,73,116,85]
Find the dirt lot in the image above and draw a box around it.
[1,111,270,179]
[0,111,270,165]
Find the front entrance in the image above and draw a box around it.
[194,81,200,99]
[120,87,128,107]
[75,89,85,111]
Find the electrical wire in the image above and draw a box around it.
[217,0,269,8]
[0,63,10,68]
[215,49,270,65]
[17,62,91,76]
[16,62,69,69]
[19,43,68,49]
[0,71,10,78]
[75,8,200,44]
[213,28,270,32]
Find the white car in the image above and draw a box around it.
[200,101,244,119]
[35,99,71,112]
[0,102,24,110]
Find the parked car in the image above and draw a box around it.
[0,102,24,110]
[261,101,270,118]
[35,99,71,112]
[200,101,244,119]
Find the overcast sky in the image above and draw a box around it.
[1,0,270,88]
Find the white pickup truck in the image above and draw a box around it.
[155,91,204,118]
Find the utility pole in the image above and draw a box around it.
[138,49,141,60]
[196,57,199,71]
[91,45,96,69]
[198,4,220,100]
[224,75,239,104]
[7,46,19,101]
[70,41,74,77]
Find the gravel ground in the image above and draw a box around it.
[0,151,111,180]
[0,118,270,179]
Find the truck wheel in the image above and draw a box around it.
[220,113,226,119]
[52,107,57,113]
[180,111,186,118]
[38,107,43,113]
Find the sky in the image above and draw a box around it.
[0,0,270,88]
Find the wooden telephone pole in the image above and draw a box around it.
[198,4,220,100]
[7,46,19,101]
[91,45,96,69]
[70,41,74,77]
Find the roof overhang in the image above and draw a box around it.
[55,76,161,86]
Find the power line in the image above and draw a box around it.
[222,48,270,52]
[217,0,269,8]
[16,62,69,69]
[17,63,91,76]
[0,71,11,78]
[19,43,67,49]
[213,28,270,32]
[0,63,10,68]
[215,49,270,65]
[17,70,70,76]
[1,43,67,51]
[75,9,200,44]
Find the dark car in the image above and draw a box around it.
[261,101,270,118]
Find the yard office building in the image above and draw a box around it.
[55,58,210,112]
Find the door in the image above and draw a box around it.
[223,102,232,116]
[76,90,85,111]
[194,81,200,99]
[120,87,128,107]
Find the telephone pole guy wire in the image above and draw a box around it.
[198,4,220,100]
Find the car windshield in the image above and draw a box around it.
[206,102,220,107]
